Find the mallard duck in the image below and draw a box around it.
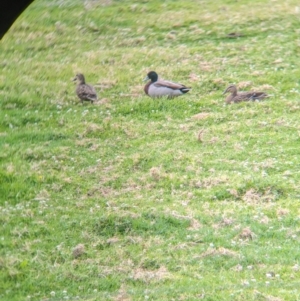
[73,73,97,104]
[144,71,190,99]
[223,84,268,104]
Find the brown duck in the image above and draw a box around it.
[73,73,97,104]
[223,84,268,104]
[144,71,191,99]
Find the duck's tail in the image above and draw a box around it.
[180,87,191,94]
[250,92,268,100]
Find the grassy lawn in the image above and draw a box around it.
[1,0,300,300]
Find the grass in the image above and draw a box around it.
[1,0,300,300]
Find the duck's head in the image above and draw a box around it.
[73,73,85,84]
[144,71,158,82]
[223,84,237,95]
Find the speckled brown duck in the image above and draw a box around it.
[223,84,268,104]
[73,73,97,104]
[144,71,191,99]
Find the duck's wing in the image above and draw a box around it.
[233,91,267,103]
[249,91,268,100]
[154,80,191,95]
[154,79,187,90]
[232,93,251,103]
[77,84,97,101]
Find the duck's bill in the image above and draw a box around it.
[143,76,150,81]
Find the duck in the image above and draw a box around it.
[144,71,191,99]
[73,73,97,104]
[223,84,268,104]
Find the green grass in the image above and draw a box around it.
[1,0,300,300]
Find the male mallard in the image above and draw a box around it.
[223,84,268,104]
[73,73,97,104]
[144,71,191,99]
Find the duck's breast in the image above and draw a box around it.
[144,81,151,95]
